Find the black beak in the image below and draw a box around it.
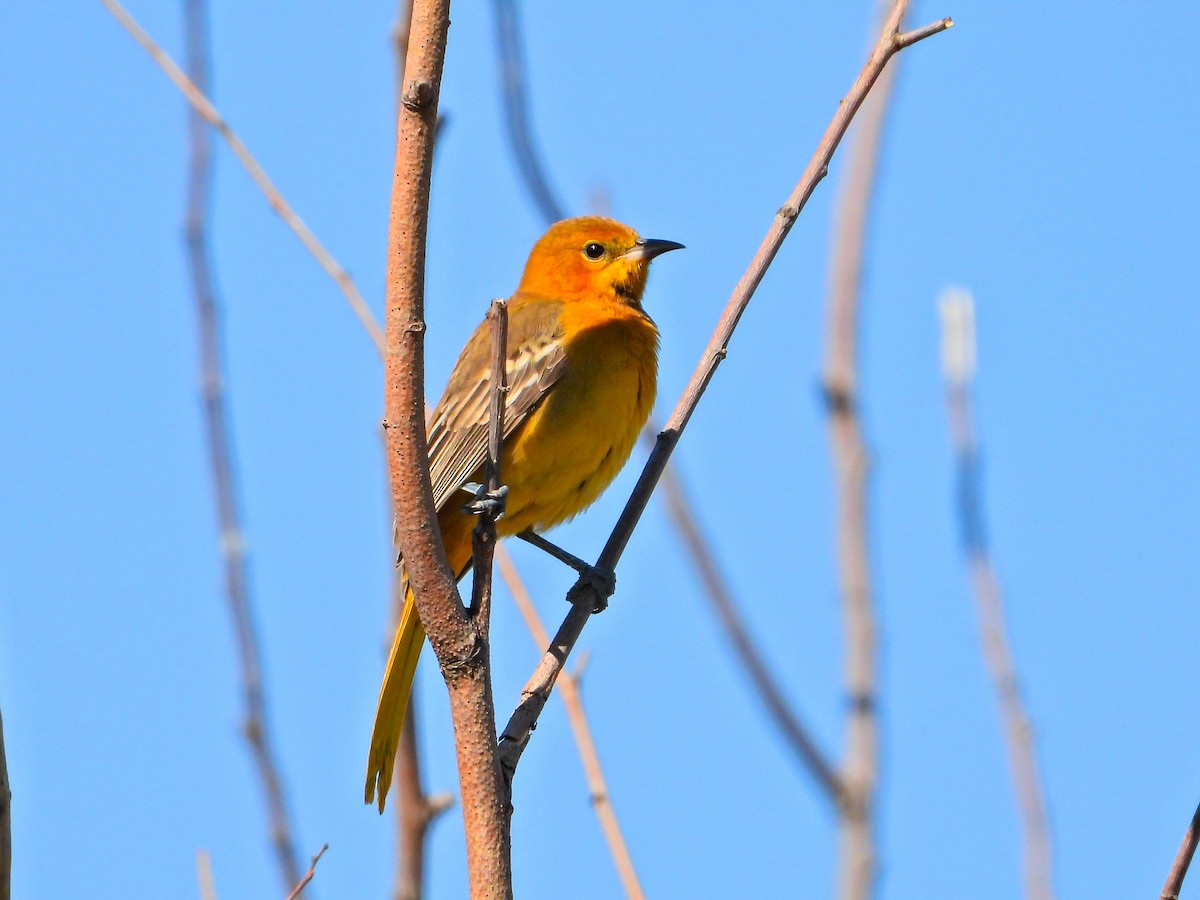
[623,238,685,262]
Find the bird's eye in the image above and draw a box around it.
[583,242,606,261]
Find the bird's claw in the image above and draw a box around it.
[462,482,508,521]
[567,565,616,614]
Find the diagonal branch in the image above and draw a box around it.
[497,0,952,786]
[384,2,512,895]
[101,0,384,354]
[496,548,646,900]
[659,456,845,805]
[0,705,10,900]
[491,0,567,224]
[1162,800,1200,900]
[490,0,842,817]
[182,0,303,890]
[940,289,1055,900]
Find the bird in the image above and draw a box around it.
[366,216,683,810]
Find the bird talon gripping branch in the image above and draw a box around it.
[366,217,683,811]
[568,566,616,614]
[462,482,508,521]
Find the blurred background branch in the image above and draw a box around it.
[939,288,1055,899]
[101,0,384,353]
[821,3,918,895]
[658,457,844,805]
[496,548,646,900]
[491,0,567,224]
[181,0,304,890]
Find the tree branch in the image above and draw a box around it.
[1162,800,1200,900]
[821,3,916,896]
[182,0,304,890]
[658,453,845,805]
[101,0,384,354]
[490,0,567,224]
[285,844,329,900]
[495,547,646,900]
[0,705,10,900]
[384,2,512,895]
[940,289,1055,900]
[468,300,509,634]
[497,0,952,786]
[491,0,844,817]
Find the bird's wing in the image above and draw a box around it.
[426,298,567,510]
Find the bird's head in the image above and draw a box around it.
[516,216,683,307]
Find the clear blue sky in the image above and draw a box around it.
[3,2,1199,897]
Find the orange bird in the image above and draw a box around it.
[366,216,682,809]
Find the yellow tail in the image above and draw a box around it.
[365,576,426,812]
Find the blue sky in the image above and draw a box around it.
[3,1,1200,897]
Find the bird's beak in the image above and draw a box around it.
[623,238,685,262]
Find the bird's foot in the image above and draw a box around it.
[518,530,615,614]
[462,482,508,521]
[568,565,616,614]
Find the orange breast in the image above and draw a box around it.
[498,299,658,536]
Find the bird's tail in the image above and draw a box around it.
[365,570,426,812]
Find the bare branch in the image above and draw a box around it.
[181,0,304,889]
[1162,801,1200,900]
[393,696,453,900]
[285,844,329,900]
[100,0,384,353]
[658,452,844,805]
[196,851,217,900]
[0,706,10,900]
[497,0,952,784]
[491,0,567,224]
[496,548,646,900]
[468,300,509,634]
[940,289,1055,900]
[385,1,512,894]
[822,5,904,896]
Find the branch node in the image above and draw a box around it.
[821,381,856,414]
[402,79,435,112]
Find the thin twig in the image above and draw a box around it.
[496,0,951,788]
[468,300,509,636]
[495,548,646,900]
[196,851,217,900]
[658,453,844,805]
[100,0,384,353]
[182,0,303,890]
[384,1,513,895]
[0,706,10,900]
[491,0,567,223]
[1162,801,1200,900]
[285,844,329,900]
[822,3,918,896]
[940,289,1055,900]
